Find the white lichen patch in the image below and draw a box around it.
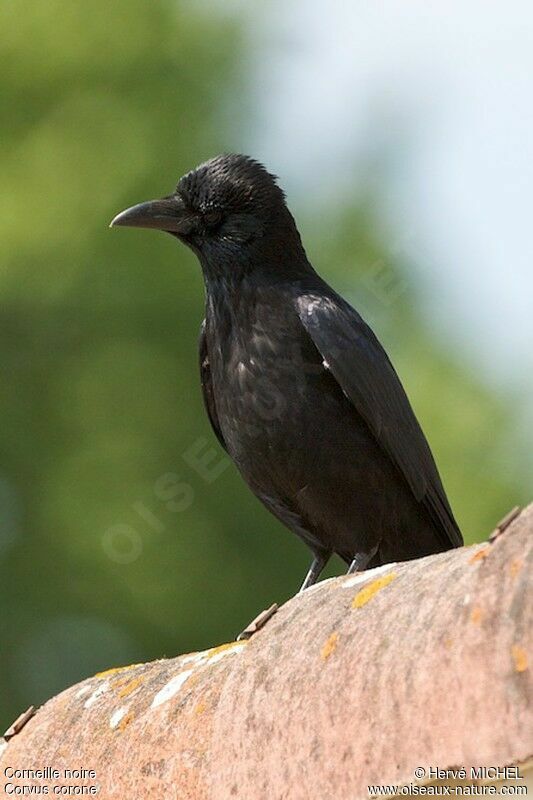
[76,684,92,699]
[206,642,246,664]
[179,642,245,669]
[180,650,210,668]
[151,669,194,709]
[150,642,246,710]
[109,706,129,729]
[342,562,397,589]
[84,681,110,709]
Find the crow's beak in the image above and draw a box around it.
[110,195,196,234]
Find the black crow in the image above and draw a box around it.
[111,154,462,591]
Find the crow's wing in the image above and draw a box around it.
[199,320,227,451]
[297,292,462,548]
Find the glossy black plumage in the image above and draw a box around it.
[112,154,462,589]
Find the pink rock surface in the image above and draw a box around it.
[2,506,531,799]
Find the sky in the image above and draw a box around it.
[228,0,533,406]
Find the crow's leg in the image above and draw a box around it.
[347,544,379,574]
[299,549,331,592]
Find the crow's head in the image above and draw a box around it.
[111,154,297,262]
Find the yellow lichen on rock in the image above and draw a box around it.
[118,712,134,732]
[470,607,483,625]
[118,677,144,698]
[511,644,528,673]
[207,642,247,660]
[352,572,396,609]
[469,548,488,564]
[321,632,339,660]
[194,700,207,715]
[95,664,142,679]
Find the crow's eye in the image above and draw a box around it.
[204,210,223,227]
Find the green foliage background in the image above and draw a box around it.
[0,2,529,728]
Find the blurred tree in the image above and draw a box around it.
[0,1,528,731]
